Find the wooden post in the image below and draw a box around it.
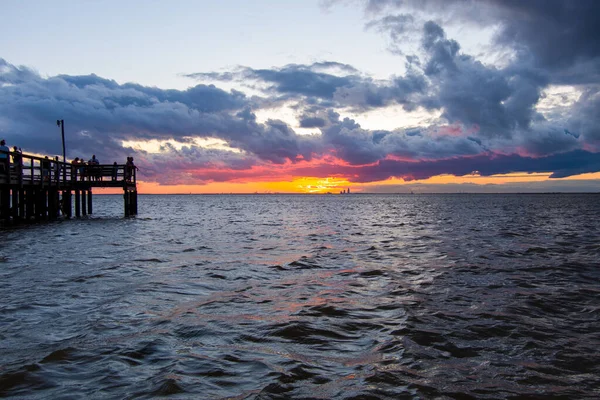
[87,189,93,214]
[55,190,61,218]
[18,188,25,220]
[48,188,56,220]
[11,188,19,220]
[132,190,138,215]
[25,188,34,220]
[75,189,81,218]
[81,190,87,216]
[124,189,130,217]
[63,190,72,218]
[34,188,44,221]
[42,189,48,219]
[1,188,10,220]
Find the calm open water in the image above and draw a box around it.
[0,194,599,399]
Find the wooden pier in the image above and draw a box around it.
[0,150,137,222]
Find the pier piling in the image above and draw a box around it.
[81,190,87,216]
[0,150,137,223]
[75,190,81,218]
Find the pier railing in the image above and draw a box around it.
[0,150,139,221]
[0,150,136,186]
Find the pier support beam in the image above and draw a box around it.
[34,188,46,221]
[131,190,137,215]
[25,188,34,220]
[18,188,25,220]
[1,158,138,224]
[63,190,72,218]
[11,188,19,220]
[48,188,57,220]
[0,188,10,221]
[87,189,93,214]
[81,190,87,216]
[75,190,81,218]
[41,189,48,220]
[124,189,130,217]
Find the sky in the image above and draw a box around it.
[1,0,600,193]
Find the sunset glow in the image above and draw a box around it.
[2,1,599,193]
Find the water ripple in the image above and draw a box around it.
[0,194,599,398]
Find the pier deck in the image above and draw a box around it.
[0,150,138,222]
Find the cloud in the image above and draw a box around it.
[568,87,600,148]
[186,62,360,100]
[1,0,600,190]
[315,150,600,183]
[0,59,317,167]
[488,0,600,84]
[357,0,600,84]
[186,61,428,112]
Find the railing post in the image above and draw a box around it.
[30,157,34,185]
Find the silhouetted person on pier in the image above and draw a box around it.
[12,147,22,182]
[54,156,60,183]
[88,155,100,181]
[42,156,50,183]
[0,140,9,174]
[79,157,86,181]
[125,157,138,182]
[112,162,118,181]
[71,157,80,181]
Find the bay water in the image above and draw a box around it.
[1,194,599,399]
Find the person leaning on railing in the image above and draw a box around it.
[125,157,139,182]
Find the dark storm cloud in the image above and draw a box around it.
[138,144,260,185]
[488,0,600,84]
[357,0,600,163]
[299,115,327,128]
[0,58,320,168]
[2,0,600,188]
[568,87,600,147]
[248,66,351,99]
[319,113,483,165]
[359,0,600,84]
[367,18,547,139]
[222,116,322,164]
[345,150,600,183]
[283,148,600,184]
[186,62,427,111]
[186,62,359,99]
